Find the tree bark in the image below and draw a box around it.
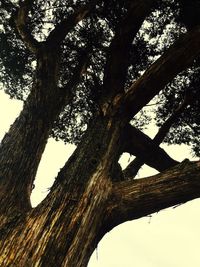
[0,116,123,266]
[105,160,200,232]
[0,46,61,214]
[101,0,155,106]
[1,142,200,266]
[0,44,89,219]
[1,1,200,266]
[110,26,200,120]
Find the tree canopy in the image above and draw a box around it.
[1,0,199,153]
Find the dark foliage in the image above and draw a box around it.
[0,0,199,155]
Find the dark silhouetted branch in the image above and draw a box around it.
[101,0,156,110]
[109,27,200,119]
[15,0,40,53]
[124,98,188,179]
[122,124,178,176]
[46,0,99,47]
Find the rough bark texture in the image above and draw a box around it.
[106,160,200,231]
[0,1,200,266]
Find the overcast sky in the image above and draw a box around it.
[0,90,200,267]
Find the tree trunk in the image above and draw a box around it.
[1,37,200,264]
[1,135,200,267]
[1,1,200,266]
[0,116,123,266]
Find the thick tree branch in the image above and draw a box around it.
[0,49,90,213]
[123,98,188,179]
[15,0,39,53]
[104,160,200,233]
[101,0,156,109]
[46,0,98,47]
[110,27,200,119]
[122,124,178,174]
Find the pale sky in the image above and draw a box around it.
[0,90,200,267]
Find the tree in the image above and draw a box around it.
[0,0,200,266]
